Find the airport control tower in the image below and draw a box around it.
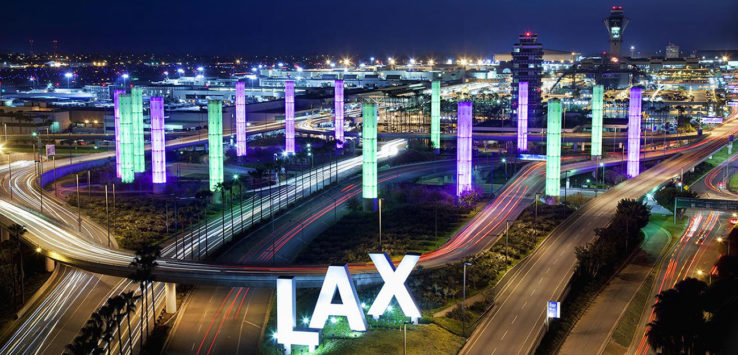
[604,6,629,58]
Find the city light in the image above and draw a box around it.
[118,94,135,183]
[113,89,124,178]
[431,80,441,150]
[546,99,562,198]
[627,87,642,178]
[131,87,145,173]
[284,80,295,154]
[235,82,247,156]
[362,102,377,199]
[591,85,604,156]
[517,81,529,152]
[457,101,473,197]
[334,80,344,148]
[208,100,224,191]
[150,97,166,184]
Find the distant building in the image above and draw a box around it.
[511,32,543,126]
[666,43,680,59]
[604,6,629,58]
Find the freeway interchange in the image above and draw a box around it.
[1,112,737,354]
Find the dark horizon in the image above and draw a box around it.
[1,0,737,57]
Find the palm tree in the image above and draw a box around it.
[9,224,26,305]
[121,290,140,354]
[215,182,226,247]
[129,243,160,349]
[97,304,115,354]
[195,189,213,257]
[108,295,125,353]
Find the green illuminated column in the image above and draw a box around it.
[591,85,604,157]
[208,100,224,192]
[132,87,145,172]
[119,94,135,183]
[362,102,377,199]
[431,80,441,151]
[546,99,562,199]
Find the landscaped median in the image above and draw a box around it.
[260,183,577,354]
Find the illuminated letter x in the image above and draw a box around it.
[367,253,422,323]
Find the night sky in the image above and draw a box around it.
[1,0,737,57]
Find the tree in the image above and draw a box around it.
[121,290,140,354]
[129,242,160,349]
[9,224,27,304]
[647,278,708,354]
[612,199,650,253]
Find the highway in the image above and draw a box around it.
[460,112,738,355]
[4,112,732,354]
[164,160,457,354]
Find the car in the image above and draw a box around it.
[730,217,738,225]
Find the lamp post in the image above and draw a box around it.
[505,220,511,264]
[462,261,472,337]
[121,73,129,87]
[64,72,72,88]
[403,321,412,355]
[378,198,383,251]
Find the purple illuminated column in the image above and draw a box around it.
[235,82,247,156]
[114,89,124,178]
[335,80,344,148]
[627,87,642,178]
[517,81,528,151]
[150,97,166,184]
[285,80,295,153]
[457,102,473,197]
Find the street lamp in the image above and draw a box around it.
[462,261,473,337]
[121,73,129,87]
[64,72,73,88]
[378,198,383,251]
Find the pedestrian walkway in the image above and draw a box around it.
[558,222,670,355]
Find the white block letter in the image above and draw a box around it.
[309,264,368,331]
[367,253,422,323]
[276,277,319,354]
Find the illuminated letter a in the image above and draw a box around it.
[309,264,368,331]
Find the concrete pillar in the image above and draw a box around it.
[45,257,55,272]
[165,283,177,313]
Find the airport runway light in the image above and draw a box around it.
[208,100,224,191]
[517,81,529,152]
[627,88,642,178]
[335,80,344,148]
[546,99,562,198]
[131,87,145,173]
[362,102,377,199]
[119,94,135,183]
[113,89,124,178]
[150,97,166,184]
[456,101,473,197]
[431,81,441,150]
[591,85,604,157]
[285,80,295,153]
[235,82,247,156]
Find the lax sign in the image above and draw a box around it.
[276,253,421,353]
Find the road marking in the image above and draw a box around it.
[522,301,528,309]
[501,330,508,340]
[530,288,536,296]
[512,315,518,324]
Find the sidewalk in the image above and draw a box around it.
[558,222,670,355]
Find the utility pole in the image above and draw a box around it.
[76,174,81,231]
[462,262,472,337]
[105,185,110,247]
[378,198,383,251]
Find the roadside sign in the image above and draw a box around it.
[518,154,546,161]
[45,144,56,157]
[547,301,560,319]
